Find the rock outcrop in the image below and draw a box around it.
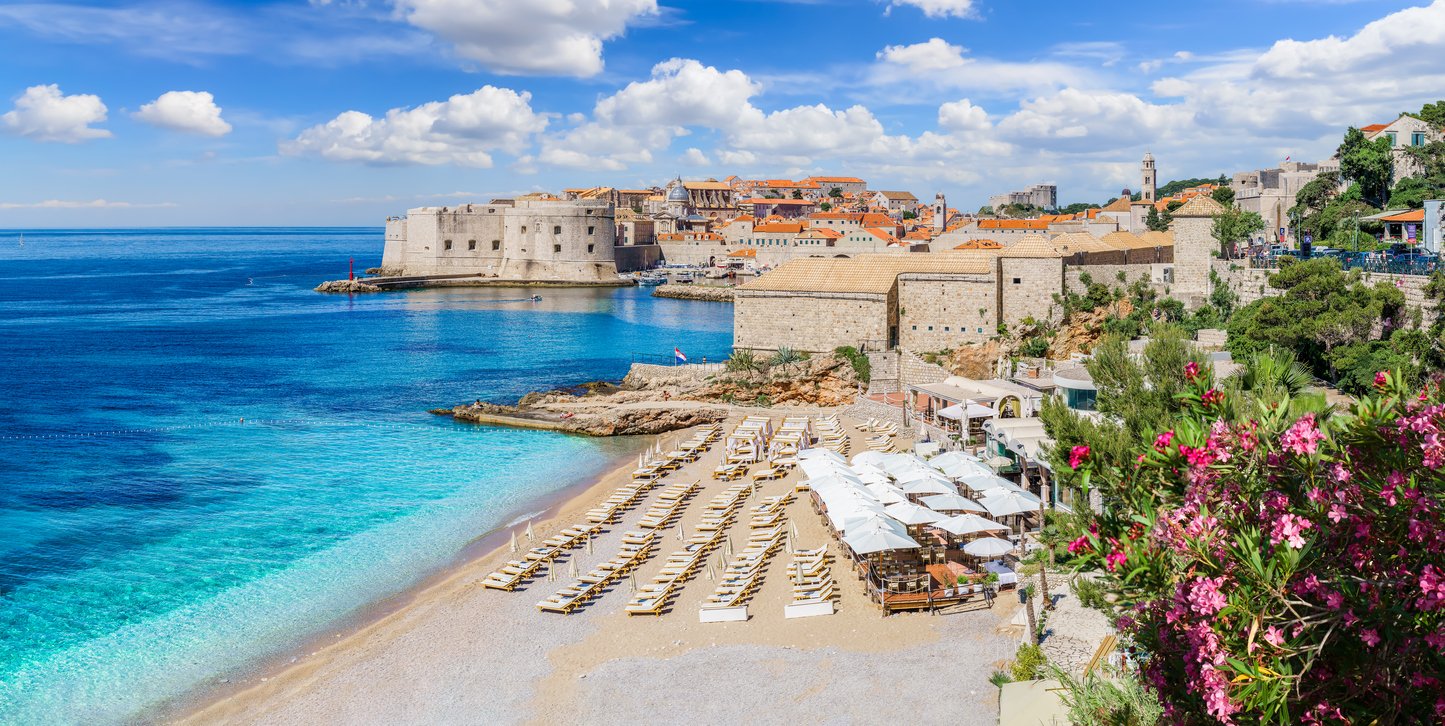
[652,285,735,302]
[436,353,860,436]
[315,279,383,294]
[1050,299,1133,358]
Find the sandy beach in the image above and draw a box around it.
[177,413,1022,725]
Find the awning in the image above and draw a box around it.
[938,403,996,420]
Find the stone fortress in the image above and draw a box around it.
[381,197,622,284]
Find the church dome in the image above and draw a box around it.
[667,181,688,202]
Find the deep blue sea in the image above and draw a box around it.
[0,228,734,723]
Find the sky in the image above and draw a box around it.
[1,0,1444,227]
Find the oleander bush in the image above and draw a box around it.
[1066,366,1445,723]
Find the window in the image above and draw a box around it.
[443,239,452,250]
[944,326,950,332]
[467,240,476,251]
[587,244,595,254]
[520,226,527,234]
[587,226,595,235]
[1065,387,1098,412]
[1387,131,1398,146]
[1414,132,1427,147]
[977,327,984,333]
[491,240,501,251]
[553,225,562,235]
[553,244,562,253]
[487,208,496,214]
[911,325,917,330]
[1012,277,1021,284]
[927,326,933,331]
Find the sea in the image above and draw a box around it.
[0,228,734,724]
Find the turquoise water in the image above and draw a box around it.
[0,228,734,723]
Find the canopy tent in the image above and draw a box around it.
[957,471,1025,496]
[963,536,1015,557]
[921,492,985,513]
[937,402,996,421]
[797,448,845,462]
[934,513,1010,536]
[843,520,922,555]
[799,457,856,481]
[884,501,945,525]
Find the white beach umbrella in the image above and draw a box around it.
[568,557,578,579]
[958,472,1023,496]
[884,501,945,526]
[798,447,846,462]
[676,523,685,541]
[839,511,907,536]
[934,513,1010,537]
[843,521,921,555]
[509,530,518,553]
[850,451,890,469]
[586,531,594,555]
[630,572,639,592]
[963,536,1014,557]
[921,493,985,513]
[525,520,534,540]
[706,563,714,581]
[901,479,956,496]
[979,490,1042,518]
[865,482,911,505]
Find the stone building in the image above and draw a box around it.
[1363,114,1442,181]
[1231,161,1329,244]
[733,239,1066,354]
[381,198,619,282]
[804,176,868,197]
[988,184,1057,212]
[872,190,919,213]
[1169,194,1225,306]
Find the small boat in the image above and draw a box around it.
[636,273,666,286]
[673,271,695,284]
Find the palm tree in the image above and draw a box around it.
[1038,494,1052,611]
[1024,583,1040,646]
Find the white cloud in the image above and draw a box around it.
[877,37,967,71]
[998,89,1192,151]
[888,0,976,18]
[2,84,110,143]
[1253,0,1445,79]
[0,199,174,209]
[394,0,657,77]
[937,99,990,132]
[282,86,547,166]
[134,91,232,137]
[682,147,710,165]
[873,38,1092,94]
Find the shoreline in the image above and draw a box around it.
[154,437,652,724]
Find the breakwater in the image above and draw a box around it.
[652,284,735,302]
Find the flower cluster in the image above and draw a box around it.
[1066,366,1445,723]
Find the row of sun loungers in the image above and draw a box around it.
[628,481,756,616]
[699,494,792,621]
[537,530,657,614]
[784,546,837,618]
[866,434,896,453]
[855,418,899,436]
[814,415,851,457]
[480,521,606,591]
[636,480,701,529]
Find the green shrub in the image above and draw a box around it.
[832,346,870,381]
[754,393,772,407]
[1049,664,1163,726]
[989,670,1013,689]
[1071,576,1109,611]
[1010,643,1047,681]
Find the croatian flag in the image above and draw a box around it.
[675,347,687,364]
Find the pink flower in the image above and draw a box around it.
[1324,590,1344,610]
[1360,628,1381,647]
[1066,535,1091,554]
[1327,503,1348,523]
[1105,550,1127,571]
[1201,388,1225,408]
[1421,565,1445,611]
[1263,625,1285,647]
[1185,361,1200,381]
[1269,513,1313,549]
[1375,371,1389,389]
[1069,445,1090,469]
[1154,430,1175,451]
[1186,575,1230,616]
[1281,414,1324,456]
[1388,470,1406,487]
[1382,486,1399,507]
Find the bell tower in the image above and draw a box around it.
[932,193,947,232]
[1141,152,1157,203]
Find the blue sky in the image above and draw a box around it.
[1,0,1441,227]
